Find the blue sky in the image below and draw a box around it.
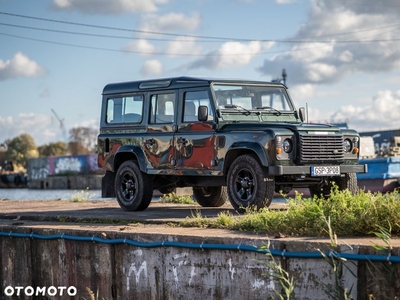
[1,0,399,146]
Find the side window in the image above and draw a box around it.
[150,93,175,124]
[106,95,143,124]
[106,98,120,123]
[183,91,214,122]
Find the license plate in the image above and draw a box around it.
[311,166,340,176]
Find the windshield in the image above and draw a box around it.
[211,83,296,123]
[212,84,293,112]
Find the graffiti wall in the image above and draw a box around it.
[28,157,49,180]
[27,154,103,180]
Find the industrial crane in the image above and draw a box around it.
[51,108,67,143]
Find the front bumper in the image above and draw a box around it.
[268,164,368,176]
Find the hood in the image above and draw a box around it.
[219,122,341,133]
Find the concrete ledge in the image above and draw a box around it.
[1,218,400,299]
[1,200,400,299]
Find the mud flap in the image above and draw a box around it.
[102,170,116,198]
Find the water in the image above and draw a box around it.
[0,188,104,201]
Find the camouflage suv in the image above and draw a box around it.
[97,76,367,212]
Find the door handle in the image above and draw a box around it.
[177,138,188,146]
[145,139,155,147]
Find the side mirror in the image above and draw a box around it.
[299,107,306,122]
[198,106,208,122]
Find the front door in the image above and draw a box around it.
[143,91,177,173]
[174,89,216,174]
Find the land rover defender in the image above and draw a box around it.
[97,76,367,212]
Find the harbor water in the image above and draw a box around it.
[0,188,104,201]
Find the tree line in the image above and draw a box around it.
[0,126,98,170]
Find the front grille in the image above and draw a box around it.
[299,134,344,162]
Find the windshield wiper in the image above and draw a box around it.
[223,104,251,114]
[254,106,282,115]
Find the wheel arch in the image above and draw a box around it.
[223,142,269,175]
[114,145,147,172]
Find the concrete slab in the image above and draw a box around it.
[0,199,286,224]
[0,199,399,247]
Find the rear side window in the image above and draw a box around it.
[149,93,175,124]
[106,95,143,124]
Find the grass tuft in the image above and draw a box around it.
[180,189,400,237]
[159,193,197,205]
[69,188,91,202]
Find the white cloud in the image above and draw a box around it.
[0,114,58,146]
[307,107,331,124]
[306,63,337,82]
[289,43,334,63]
[188,41,274,70]
[51,0,168,14]
[331,90,400,131]
[75,119,99,130]
[257,0,400,85]
[141,60,163,77]
[122,39,156,56]
[140,12,201,33]
[0,114,100,146]
[289,84,316,101]
[166,37,202,57]
[0,52,46,80]
[122,12,202,58]
[338,50,353,63]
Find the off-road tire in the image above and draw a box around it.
[193,186,227,207]
[227,154,274,213]
[309,173,358,199]
[115,160,153,211]
[336,172,358,194]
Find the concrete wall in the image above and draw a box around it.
[1,227,399,300]
[28,174,103,190]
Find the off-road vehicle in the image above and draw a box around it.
[97,76,367,212]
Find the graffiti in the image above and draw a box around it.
[27,154,103,180]
[27,158,49,180]
[125,250,147,290]
[172,252,196,288]
[124,251,270,292]
[252,278,265,289]
[30,167,49,180]
[228,258,236,280]
[54,157,82,174]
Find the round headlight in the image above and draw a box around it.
[282,139,292,153]
[344,139,352,153]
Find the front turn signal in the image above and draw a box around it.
[353,147,359,154]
